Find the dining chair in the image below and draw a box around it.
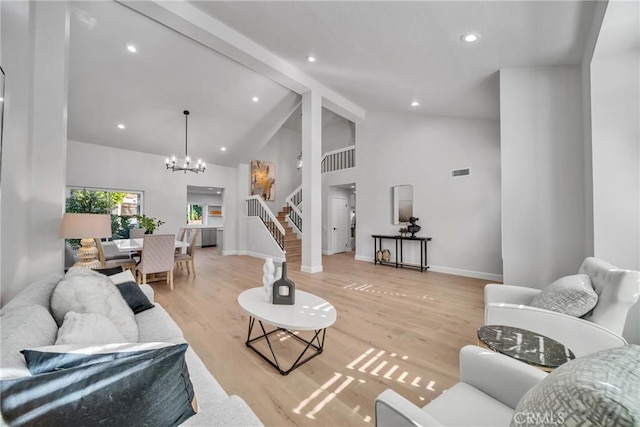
[95,239,136,271]
[129,228,146,239]
[175,228,200,276]
[136,234,176,290]
[176,227,187,254]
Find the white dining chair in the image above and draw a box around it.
[175,228,200,276]
[95,239,136,271]
[136,234,176,290]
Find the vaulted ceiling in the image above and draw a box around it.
[68,1,598,167]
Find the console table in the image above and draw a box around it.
[372,235,432,272]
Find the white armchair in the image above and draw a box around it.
[375,345,547,426]
[376,344,640,426]
[485,257,640,357]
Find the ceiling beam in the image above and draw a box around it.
[118,0,366,123]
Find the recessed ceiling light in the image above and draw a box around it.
[461,33,480,43]
[117,124,125,129]
[208,187,214,190]
[0,97,4,102]
[350,185,355,188]
[306,55,316,63]
[125,43,137,53]
[252,96,259,103]
[217,191,221,194]
[411,101,420,107]
[220,147,226,151]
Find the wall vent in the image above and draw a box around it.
[452,168,470,177]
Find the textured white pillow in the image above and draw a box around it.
[530,274,597,317]
[51,267,138,342]
[56,312,126,345]
[511,345,640,426]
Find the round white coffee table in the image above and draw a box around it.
[238,287,337,375]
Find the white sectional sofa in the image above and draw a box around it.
[0,271,262,426]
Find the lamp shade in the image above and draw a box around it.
[59,213,112,239]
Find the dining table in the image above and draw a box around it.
[113,238,189,254]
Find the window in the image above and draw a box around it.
[65,187,143,239]
[187,204,203,225]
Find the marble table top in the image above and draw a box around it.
[477,325,575,370]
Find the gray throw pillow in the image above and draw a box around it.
[530,274,597,317]
[511,345,640,427]
[2,343,196,426]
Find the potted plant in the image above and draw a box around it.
[135,214,165,234]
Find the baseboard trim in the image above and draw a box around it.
[301,265,323,274]
[221,250,238,256]
[353,256,502,282]
[429,265,503,282]
[238,250,286,263]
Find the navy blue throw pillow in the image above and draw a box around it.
[93,266,124,276]
[116,280,155,314]
[2,343,195,427]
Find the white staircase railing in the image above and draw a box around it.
[246,195,285,250]
[285,145,357,235]
[321,145,355,173]
[285,186,302,234]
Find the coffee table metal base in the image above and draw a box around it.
[245,316,326,376]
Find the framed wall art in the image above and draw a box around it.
[251,160,276,201]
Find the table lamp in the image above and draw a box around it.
[59,213,112,269]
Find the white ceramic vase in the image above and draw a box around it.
[262,258,275,302]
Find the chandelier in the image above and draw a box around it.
[297,152,303,170]
[165,110,206,174]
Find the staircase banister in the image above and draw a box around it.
[321,144,355,162]
[285,185,302,204]
[246,195,286,235]
[287,201,302,218]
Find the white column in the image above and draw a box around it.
[301,91,323,273]
[28,1,70,280]
[500,66,586,288]
[236,163,250,256]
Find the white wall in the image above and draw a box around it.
[590,3,640,271]
[253,126,301,213]
[591,51,640,269]
[67,141,238,252]
[1,1,69,305]
[355,111,502,281]
[322,119,353,154]
[500,66,587,288]
[241,217,286,263]
[589,0,640,344]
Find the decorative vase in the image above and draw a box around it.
[272,261,295,305]
[262,258,275,302]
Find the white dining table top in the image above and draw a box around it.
[112,238,189,253]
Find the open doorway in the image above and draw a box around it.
[325,183,356,256]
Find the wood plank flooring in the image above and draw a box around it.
[154,248,489,426]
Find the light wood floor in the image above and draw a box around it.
[155,249,489,426]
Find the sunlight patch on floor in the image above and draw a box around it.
[293,346,440,423]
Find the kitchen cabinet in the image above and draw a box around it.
[201,228,217,247]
